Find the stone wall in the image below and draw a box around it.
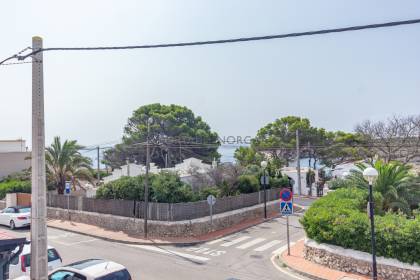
[47,200,286,237]
[304,239,420,280]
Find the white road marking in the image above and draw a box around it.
[254,240,282,252]
[270,254,307,280]
[236,238,266,249]
[129,245,210,262]
[271,242,295,255]
[220,236,251,247]
[206,238,225,245]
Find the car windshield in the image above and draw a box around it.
[18,208,31,213]
[95,269,131,280]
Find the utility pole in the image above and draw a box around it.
[296,130,302,196]
[97,146,100,183]
[144,117,153,238]
[31,36,48,280]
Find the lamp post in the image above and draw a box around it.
[363,167,379,280]
[261,161,268,219]
[144,117,153,238]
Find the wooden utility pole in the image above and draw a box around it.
[31,36,48,280]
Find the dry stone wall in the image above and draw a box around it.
[304,239,420,280]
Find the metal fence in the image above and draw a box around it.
[47,188,282,221]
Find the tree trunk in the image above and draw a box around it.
[57,175,65,194]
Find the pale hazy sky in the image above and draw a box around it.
[1,1,420,151]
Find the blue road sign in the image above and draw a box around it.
[65,181,71,195]
[280,201,293,216]
[280,188,293,201]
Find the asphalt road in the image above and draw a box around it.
[4,197,316,280]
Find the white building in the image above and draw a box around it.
[281,167,319,196]
[0,139,27,153]
[0,140,30,179]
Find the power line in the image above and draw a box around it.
[0,61,34,66]
[2,18,420,65]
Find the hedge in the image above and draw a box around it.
[300,188,420,264]
[0,180,31,199]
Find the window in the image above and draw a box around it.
[23,249,61,267]
[95,269,131,280]
[48,248,61,262]
[49,270,86,280]
[4,208,16,213]
[18,207,31,213]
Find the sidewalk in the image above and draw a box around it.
[47,210,282,245]
[276,240,372,280]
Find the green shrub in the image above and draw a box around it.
[236,175,260,194]
[96,176,145,200]
[150,172,195,203]
[0,180,31,199]
[328,178,352,190]
[269,176,290,189]
[96,172,196,203]
[198,186,221,200]
[301,188,420,264]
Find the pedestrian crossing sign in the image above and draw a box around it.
[280,201,293,216]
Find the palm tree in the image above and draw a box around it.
[347,160,418,214]
[46,137,94,194]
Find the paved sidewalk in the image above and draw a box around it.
[47,210,282,245]
[278,240,372,280]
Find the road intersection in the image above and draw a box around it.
[5,197,316,279]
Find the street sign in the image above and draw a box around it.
[260,175,269,185]
[65,181,71,195]
[280,188,293,202]
[280,201,293,216]
[279,189,293,257]
[207,195,216,206]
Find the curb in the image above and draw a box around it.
[274,239,326,280]
[271,253,309,280]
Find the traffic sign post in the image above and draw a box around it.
[279,188,293,256]
[207,195,216,228]
[65,181,71,219]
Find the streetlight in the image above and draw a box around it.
[261,160,268,219]
[144,117,153,238]
[363,166,379,280]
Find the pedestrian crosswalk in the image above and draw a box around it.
[236,238,265,249]
[202,235,286,254]
[253,240,282,252]
[220,236,251,247]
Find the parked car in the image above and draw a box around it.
[0,206,31,229]
[9,244,63,279]
[48,259,131,280]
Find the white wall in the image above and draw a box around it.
[0,140,26,153]
[282,167,318,196]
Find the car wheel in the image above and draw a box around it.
[10,220,15,230]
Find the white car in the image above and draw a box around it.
[9,244,63,279]
[0,206,31,229]
[48,259,132,280]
